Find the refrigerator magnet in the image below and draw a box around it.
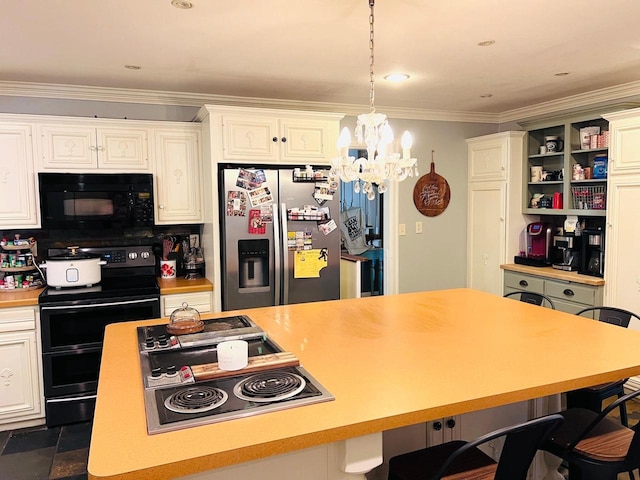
[318,219,337,235]
[248,210,266,234]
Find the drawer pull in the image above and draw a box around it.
[446,419,456,429]
[563,289,575,297]
[519,280,528,287]
[433,421,442,431]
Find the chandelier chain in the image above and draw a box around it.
[369,0,375,112]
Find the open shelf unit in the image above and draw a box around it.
[523,113,610,217]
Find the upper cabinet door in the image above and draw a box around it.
[222,116,279,161]
[97,128,149,171]
[154,127,203,224]
[279,118,333,162]
[607,113,640,176]
[38,124,97,169]
[0,123,39,229]
[38,123,151,172]
[466,135,508,182]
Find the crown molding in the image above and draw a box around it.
[2,80,640,125]
[498,80,640,123]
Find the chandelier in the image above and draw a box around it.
[330,0,418,200]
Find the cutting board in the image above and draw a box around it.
[191,352,300,381]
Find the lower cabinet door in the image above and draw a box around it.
[0,330,41,422]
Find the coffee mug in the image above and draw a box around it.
[530,166,543,182]
[544,136,563,153]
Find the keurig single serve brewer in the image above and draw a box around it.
[580,229,605,277]
[514,222,553,267]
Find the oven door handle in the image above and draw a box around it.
[41,297,159,310]
[47,394,97,403]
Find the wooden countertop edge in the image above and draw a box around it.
[500,263,605,286]
[157,277,213,295]
[88,365,640,480]
[340,253,370,262]
[0,288,43,308]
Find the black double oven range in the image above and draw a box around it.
[38,245,160,427]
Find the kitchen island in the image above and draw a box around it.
[88,288,640,480]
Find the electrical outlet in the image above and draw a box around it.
[415,221,423,234]
[399,223,406,236]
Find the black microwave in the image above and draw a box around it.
[39,173,155,230]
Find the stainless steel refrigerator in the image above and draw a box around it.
[219,165,341,311]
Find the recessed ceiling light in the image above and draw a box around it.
[124,65,141,70]
[480,93,493,98]
[384,73,410,82]
[554,72,570,76]
[171,0,193,9]
[477,40,495,47]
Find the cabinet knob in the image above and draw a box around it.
[519,280,528,287]
[432,421,442,431]
[446,418,456,429]
[281,137,287,143]
[272,137,278,143]
[159,205,165,209]
[563,289,574,297]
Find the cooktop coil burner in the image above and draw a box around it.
[165,386,228,414]
[234,371,306,403]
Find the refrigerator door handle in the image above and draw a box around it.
[280,202,290,305]
[273,202,282,306]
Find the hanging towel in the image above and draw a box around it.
[339,208,370,255]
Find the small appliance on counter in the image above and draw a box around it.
[514,222,553,267]
[551,235,581,271]
[580,229,605,277]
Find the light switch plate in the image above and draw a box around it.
[399,223,406,236]
[416,221,423,234]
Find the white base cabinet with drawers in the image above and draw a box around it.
[0,306,44,431]
[504,270,603,314]
[161,291,213,318]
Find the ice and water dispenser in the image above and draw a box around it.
[238,239,269,289]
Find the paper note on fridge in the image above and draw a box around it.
[294,249,328,278]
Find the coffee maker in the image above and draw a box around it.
[552,235,581,271]
[580,229,605,277]
[514,222,552,267]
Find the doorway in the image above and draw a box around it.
[339,148,384,295]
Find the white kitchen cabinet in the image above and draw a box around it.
[153,126,203,224]
[603,108,640,315]
[37,122,150,171]
[161,290,213,317]
[0,306,43,430]
[466,132,531,296]
[0,122,40,229]
[602,175,640,314]
[217,107,341,164]
[605,109,640,176]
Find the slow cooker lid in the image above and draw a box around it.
[48,246,101,261]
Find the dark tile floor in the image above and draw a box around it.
[0,422,91,480]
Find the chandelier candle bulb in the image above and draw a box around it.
[401,131,412,159]
[338,127,351,157]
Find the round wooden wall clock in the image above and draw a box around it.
[412,151,451,217]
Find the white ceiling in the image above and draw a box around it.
[2,0,640,120]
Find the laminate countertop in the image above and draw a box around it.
[88,288,640,480]
[0,278,213,309]
[501,263,605,286]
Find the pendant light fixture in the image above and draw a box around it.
[330,0,418,200]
